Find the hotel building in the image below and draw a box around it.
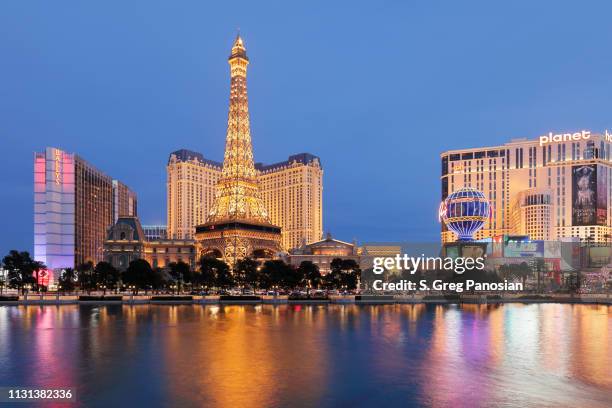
[287,234,402,275]
[113,180,137,223]
[34,147,137,270]
[440,130,612,243]
[167,150,323,251]
[256,153,323,251]
[104,217,195,271]
[166,149,222,241]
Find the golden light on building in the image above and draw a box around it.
[167,150,222,240]
[167,151,323,251]
[167,35,323,253]
[440,131,612,243]
[194,34,282,265]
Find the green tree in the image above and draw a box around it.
[196,257,230,290]
[77,261,95,294]
[298,261,321,294]
[534,258,546,293]
[58,268,77,292]
[2,250,41,294]
[260,260,293,290]
[325,258,361,290]
[233,258,260,293]
[168,261,192,293]
[94,261,120,294]
[510,262,532,288]
[339,259,361,290]
[122,259,153,294]
[215,262,234,290]
[360,267,379,292]
[151,267,169,292]
[285,265,303,290]
[326,258,345,290]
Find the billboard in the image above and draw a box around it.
[503,241,544,258]
[597,165,608,225]
[572,165,597,226]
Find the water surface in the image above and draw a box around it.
[0,304,610,407]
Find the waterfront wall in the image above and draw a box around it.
[0,293,610,305]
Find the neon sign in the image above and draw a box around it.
[539,130,590,146]
[54,150,61,185]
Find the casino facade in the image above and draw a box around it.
[440,130,612,243]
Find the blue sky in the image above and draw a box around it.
[1,1,612,255]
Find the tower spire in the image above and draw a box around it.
[207,34,270,224]
[229,32,247,61]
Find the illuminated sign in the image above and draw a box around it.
[438,201,447,222]
[539,130,590,146]
[35,269,53,287]
[504,241,544,258]
[452,163,464,174]
[54,150,61,185]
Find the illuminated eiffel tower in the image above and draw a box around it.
[195,34,281,265]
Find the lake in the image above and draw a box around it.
[0,304,610,407]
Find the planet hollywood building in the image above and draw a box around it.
[440,130,612,243]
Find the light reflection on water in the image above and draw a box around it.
[0,304,609,408]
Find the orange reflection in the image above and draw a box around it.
[160,305,329,407]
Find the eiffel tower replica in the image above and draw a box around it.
[195,34,282,265]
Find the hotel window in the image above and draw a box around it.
[585,141,595,159]
[547,145,552,163]
[562,144,566,161]
[515,149,519,168]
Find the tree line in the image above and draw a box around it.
[1,250,361,294]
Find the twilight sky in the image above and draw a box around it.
[2,1,612,255]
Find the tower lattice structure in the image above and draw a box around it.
[195,35,281,265]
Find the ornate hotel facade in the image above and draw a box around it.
[440,130,612,243]
[105,216,194,271]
